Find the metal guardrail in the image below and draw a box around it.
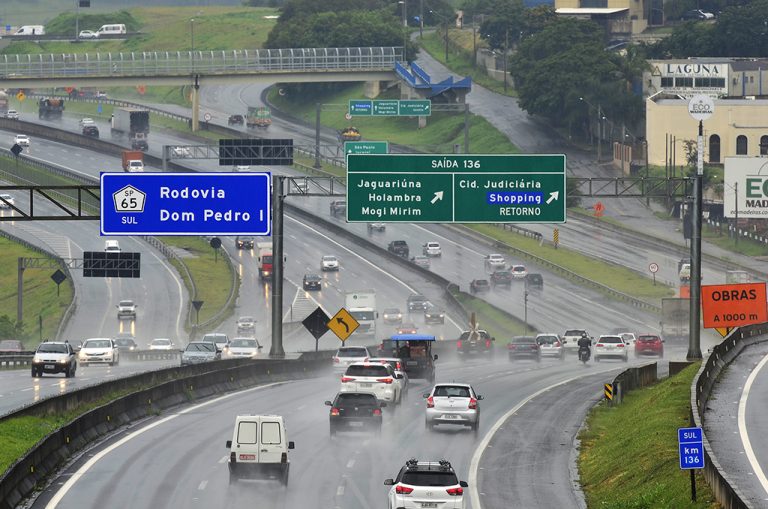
[607,362,658,405]
[0,47,402,79]
[691,323,768,509]
[27,93,190,125]
[0,355,32,369]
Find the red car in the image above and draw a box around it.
[635,334,664,358]
[397,323,418,335]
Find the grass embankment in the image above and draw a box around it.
[268,84,519,154]
[157,236,234,328]
[579,363,718,508]
[450,287,533,342]
[467,224,675,301]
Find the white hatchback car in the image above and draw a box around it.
[510,264,528,279]
[222,337,262,359]
[594,335,629,362]
[385,459,468,509]
[484,253,505,271]
[5,110,19,120]
[78,30,99,39]
[148,338,174,350]
[321,255,340,271]
[13,134,30,147]
[78,338,119,366]
[332,345,371,374]
[422,241,442,257]
[340,362,401,404]
[536,333,564,359]
[424,383,483,433]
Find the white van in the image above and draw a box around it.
[96,24,127,36]
[14,25,45,36]
[226,415,294,485]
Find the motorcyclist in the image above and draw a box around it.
[577,332,592,361]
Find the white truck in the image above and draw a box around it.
[256,241,273,282]
[345,290,377,338]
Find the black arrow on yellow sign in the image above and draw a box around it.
[336,317,350,333]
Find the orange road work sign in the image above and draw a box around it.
[701,283,768,328]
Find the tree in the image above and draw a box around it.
[478,0,525,50]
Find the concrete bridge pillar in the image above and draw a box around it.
[364,80,380,99]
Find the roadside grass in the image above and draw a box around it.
[450,287,534,342]
[466,224,675,300]
[157,236,233,327]
[579,363,718,508]
[268,84,518,154]
[419,31,517,97]
[0,238,73,348]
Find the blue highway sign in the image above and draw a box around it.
[678,427,705,470]
[101,172,271,236]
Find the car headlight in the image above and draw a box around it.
[59,358,68,363]
[33,355,41,363]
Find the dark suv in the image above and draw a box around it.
[325,392,385,436]
[407,293,429,312]
[457,330,494,359]
[470,279,490,294]
[490,269,513,287]
[31,341,77,378]
[236,236,254,249]
[82,125,99,138]
[388,240,409,258]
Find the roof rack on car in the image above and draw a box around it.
[405,458,419,468]
[438,459,452,470]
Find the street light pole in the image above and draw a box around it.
[503,27,508,93]
[419,0,424,38]
[597,104,603,162]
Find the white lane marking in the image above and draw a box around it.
[197,480,208,490]
[21,387,33,392]
[738,352,768,497]
[412,223,649,329]
[336,485,345,496]
[45,382,284,509]
[346,459,355,469]
[285,215,463,333]
[141,240,186,341]
[468,368,617,509]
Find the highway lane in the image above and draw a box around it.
[31,356,634,509]
[704,341,768,506]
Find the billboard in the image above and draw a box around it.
[724,157,768,218]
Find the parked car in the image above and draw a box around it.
[31,341,77,377]
[422,241,442,257]
[508,336,541,362]
[594,335,629,362]
[635,333,664,358]
[382,308,403,324]
[470,279,490,294]
[536,333,564,360]
[424,383,483,432]
[181,341,219,365]
[326,392,385,436]
[385,459,468,509]
[78,338,119,366]
[303,273,322,291]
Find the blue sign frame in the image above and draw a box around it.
[101,172,271,236]
[678,427,705,470]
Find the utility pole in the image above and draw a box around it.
[597,104,603,162]
[734,182,739,245]
[419,0,424,38]
[314,103,322,169]
[270,175,285,358]
[503,27,509,93]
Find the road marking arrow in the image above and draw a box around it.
[336,317,350,333]
[431,191,444,204]
[546,191,559,205]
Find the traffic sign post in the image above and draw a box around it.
[346,154,566,223]
[349,99,431,117]
[327,308,359,342]
[678,426,704,502]
[701,283,768,328]
[649,262,659,285]
[100,173,271,236]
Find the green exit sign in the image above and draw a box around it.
[349,99,432,117]
[345,141,389,155]
[346,154,566,223]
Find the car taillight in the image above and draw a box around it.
[372,408,382,416]
[426,396,434,408]
[485,339,491,348]
[469,398,478,409]
[555,341,561,347]
[508,344,516,350]
[617,343,625,348]
[377,377,394,384]
[341,377,354,383]
[330,407,340,416]
[596,343,604,347]
[396,361,401,370]
[446,487,463,496]
[457,340,462,348]
[396,485,414,494]
[333,357,340,363]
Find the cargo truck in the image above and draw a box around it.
[38,98,64,120]
[660,297,690,341]
[111,107,150,151]
[0,90,9,117]
[122,150,144,172]
[345,290,377,337]
[256,241,273,282]
[246,106,271,129]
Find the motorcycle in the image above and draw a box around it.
[578,346,591,364]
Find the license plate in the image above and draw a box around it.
[44,364,54,369]
[239,454,255,460]
[442,414,460,419]
[422,503,438,508]
[407,361,418,366]
[348,421,364,427]
[360,383,372,388]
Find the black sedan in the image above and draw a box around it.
[303,274,322,291]
[326,392,385,435]
[508,336,541,362]
[424,305,445,324]
[114,336,138,352]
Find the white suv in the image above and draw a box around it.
[422,241,442,257]
[340,362,401,404]
[484,253,505,271]
[332,345,370,373]
[385,459,468,509]
[321,255,340,271]
[116,299,137,319]
[562,329,591,355]
[594,335,629,362]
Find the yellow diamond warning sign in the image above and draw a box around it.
[327,308,359,342]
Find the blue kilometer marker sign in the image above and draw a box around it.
[100,172,272,236]
[678,427,705,469]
